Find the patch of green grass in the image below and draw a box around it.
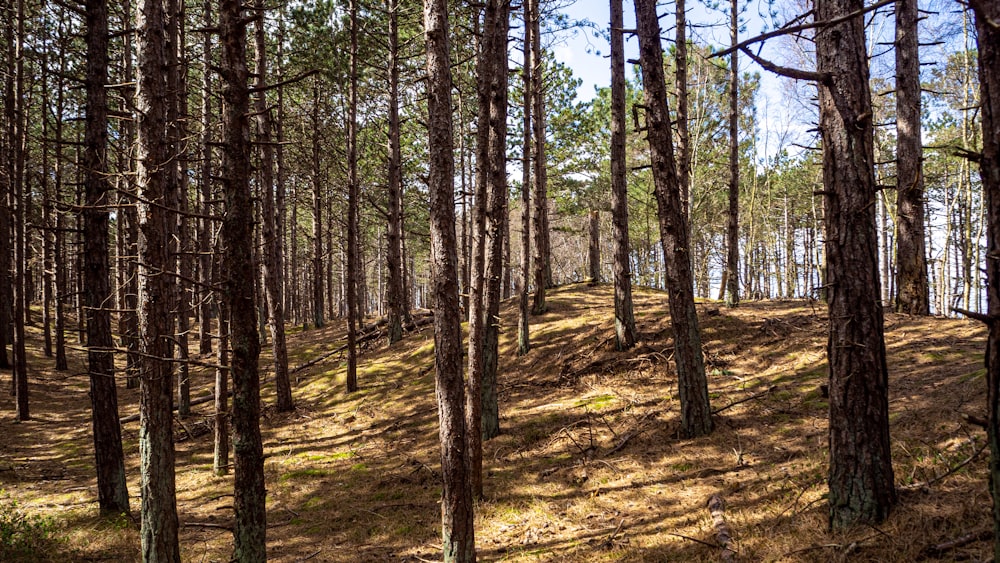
[962,368,986,382]
[670,463,693,472]
[0,492,62,562]
[279,468,333,483]
[574,394,615,410]
[350,463,368,472]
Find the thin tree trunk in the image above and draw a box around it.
[83,0,129,515]
[346,0,360,393]
[135,0,181,556]
[676,0,691,220]
[518,0,532,357]
[424,0,476,558]
[635,0,712,438]
[253,0,293,411]
[589,210,600,284]
[219,0,267,557]
[214,301,230,476]
[815,0,896,530]
[610,0,637,351]
[12,0,29,421]
[198,0,214,355]
[724,0,740,308]
[971,2,1000,560]
[311,83,324,329]
[385,0,405,345]
[531,0,550,310]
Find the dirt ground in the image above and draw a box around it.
[0,283,993,561]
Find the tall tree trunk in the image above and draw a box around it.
[424,0,476,558]
[518,0,532,357]
[172,0,191,419]
[588,210,600,284]
[385,0,405,346]
[135,0,181,556]
[311,83,324,329]
[12,0,29,421]
[219,0,266,558]
[253,0,292,412]
[610,0,637,351]
[971,2,1000,560]
[531,0,550,310]
[635,0,712,438]
[724,0,740,308]
[675,0,690,220]
[894,0,929,315]
[815,0,896,530]
[0,6,10,371]
[198,0,214,355]
[346,0,360,393]
[481,0,509,444]
[83,0,130,515]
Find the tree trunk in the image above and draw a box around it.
[424,0,476,558]
[219,0,267,557]
[311,83,324,329]
[610,0,637,351]
[198,0,214,356]
[894,0,929,315]
[518,0,532,357]
[635,0,713,438]
[12,0,29,422]
[531,0,551,310]
[481,0,509,444]
[815,0,896,530]
[724,0,740,308]
[972,2,1000,560]
[675,0,691,220]
[385,0,405,346]
[135,0,181,556]
[253,0,292,412]
[214,301,230,476]
[83,0,130,515]
[346,0,360,393]
[589,210,600,284]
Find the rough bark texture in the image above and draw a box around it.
[12,0,28,422]
[311,85,325,329]
[83,0,129,515]
[219,0,267,557]
[213,301,230,476]
[816,0,896,530]
[894,0,929,315]
[518,0,532,357]
[531,0,550,310]
[610,0,637,351]
[725,0,740,308]
[589,210,600,284]
[198,0,214,355]
[385,0,405,346]
[253,0,293,412]
[635,0,713,438]
[346,0,360,394]
[135,0,180,557]
[481,0,509,446]
[973,2,1000,560]
[424,0,476,559]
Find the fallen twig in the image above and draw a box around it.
[712,385,777,415]
[920,529,992,558]
[182,522,232,531]
[668,532,719,549]
[900,441,987,492]
[121,390,232,424]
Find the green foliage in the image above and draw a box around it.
[0,492,61,561]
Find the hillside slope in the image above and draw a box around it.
[0,283,991,561]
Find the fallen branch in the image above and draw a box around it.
[182,522,232,530]
[290,313,434,375]
[964,413,988,429]
[899,441,987,492]
[120,390,232,424]
[604,412,655,457]
[920,529,992,559]
[712,386,777,415]
[707,494,737,563]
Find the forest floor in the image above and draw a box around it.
[0,283,994,562]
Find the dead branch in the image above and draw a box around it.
[120,390,232,423]
[712,386,777,415]
[182,522,232,530]
[707,494,737,563]
[920,529,992,559]
[899,441,987,492]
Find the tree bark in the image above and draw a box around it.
[214,300,230,476]
[531,0,551,311]
[518,0,532,357]
[635,0,713,438]
[311,82,325,329]
[675,0,691,220]
[11,0,28,421]
[424,0,476,558]
[894,0,929,315]
[725,0,740,308]
[253,0,293,412]
[972,2,1000,560]
[385,0,405,346]
[136,0,181,556]
[83,0,130,515]
[589,210,600,284]
[815,0,896,530]
[219,0,267,557]
[610,0,637,351]
[346,0,360,393]
[481,0,509,444]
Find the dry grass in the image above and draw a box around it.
[0,283,992,562]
